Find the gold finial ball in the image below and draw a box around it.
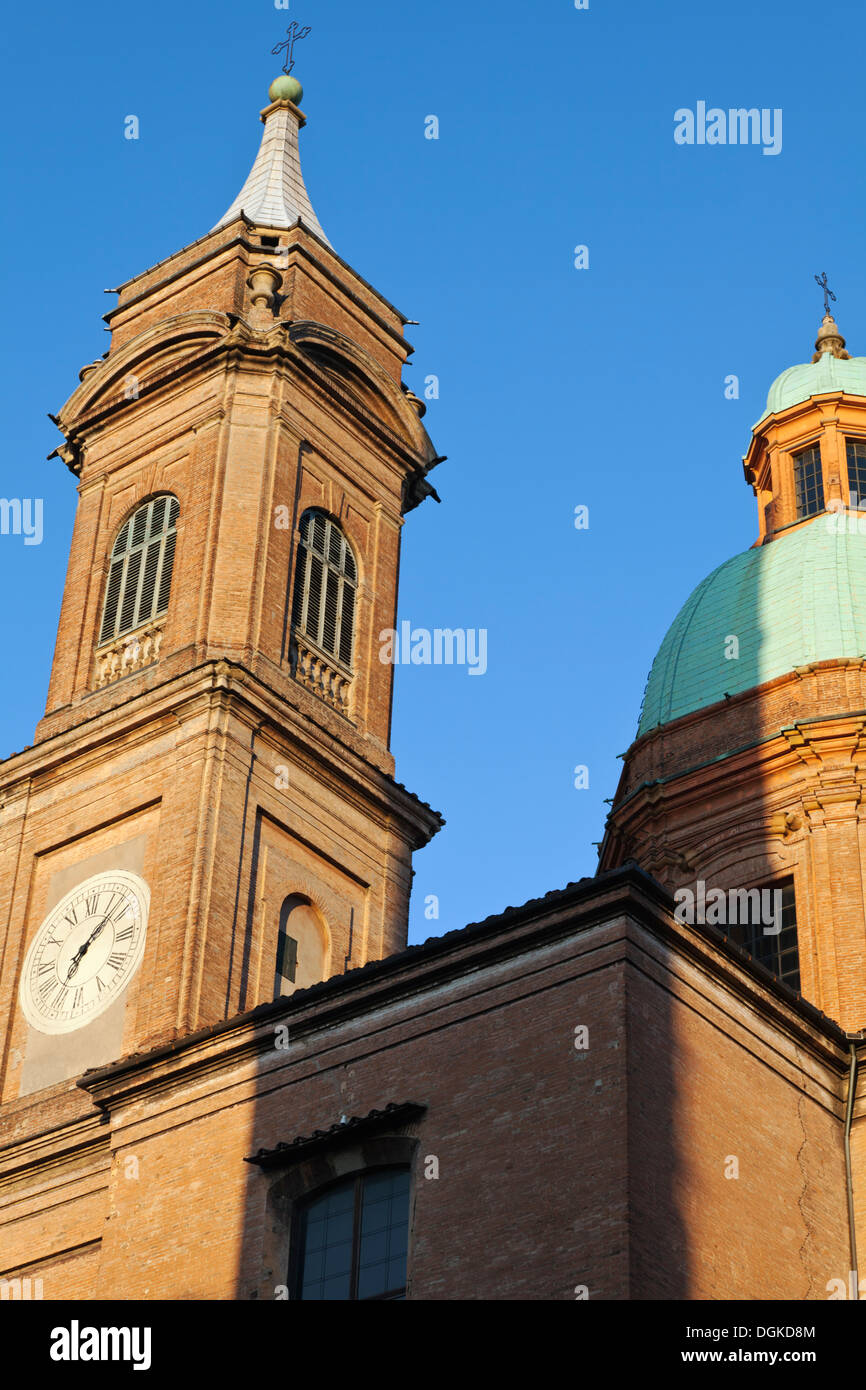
[269,74,303,104]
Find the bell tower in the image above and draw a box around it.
[0,69,443,1101]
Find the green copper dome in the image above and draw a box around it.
[637,518,866,736]
[759,351,866,422]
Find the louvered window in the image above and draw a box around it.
[291,511,357,668]
[98,495,180,646]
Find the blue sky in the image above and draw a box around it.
[1,0,864,945]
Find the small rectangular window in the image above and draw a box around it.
[846,438,866,510]
[724,877,799,990]
[792,446,824,519]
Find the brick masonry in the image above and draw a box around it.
[0,869,857,1300]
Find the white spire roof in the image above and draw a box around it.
[213,100,331,246]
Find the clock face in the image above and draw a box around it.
[20,871,149,1035]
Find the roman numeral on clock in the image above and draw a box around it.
[107,952,125,970]
[114,925,134,942]
[40,980,67,1009]
[103,893,129,923]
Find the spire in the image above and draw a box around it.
[812,312,850,362]
[811,272,849,361]
[213,74,331,246]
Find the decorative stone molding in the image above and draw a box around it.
[628,836,695,885]
[290,634,351,717]
[768,809,802,839]
[403,387,427,418]
[95,621,164,688]
[52,441,81,476]
[246,263,283,317]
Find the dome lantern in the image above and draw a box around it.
[745,297,866,543]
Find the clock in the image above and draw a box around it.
[19,871,149,1035]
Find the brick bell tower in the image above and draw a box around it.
[0,68,443,1102]
[600,307,866,1029]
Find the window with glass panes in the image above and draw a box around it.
[295,1168,410,1300]
[290,510,357,668]
[846,438,866,510]
[792,446,824,519]
[99,495,179,646]
[723,877,799,990]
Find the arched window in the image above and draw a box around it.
[294,1168,410,1300]
[275,895,327,998]
[99,495,179,646]
[290,511,357,669]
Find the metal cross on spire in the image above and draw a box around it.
[814,271,837,318]
[272,21,311,75]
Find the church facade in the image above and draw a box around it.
[0,69,863,1302]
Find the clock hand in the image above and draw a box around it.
[65,945,91,981]
[84,914,111,947]
[63,914,114,983]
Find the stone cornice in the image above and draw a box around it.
[0,1111,109,1189]
[55,316,434,480]
[749,388,866,441]
[621,663,866,797]
[0,659,442,850]
[602,681,866,876]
